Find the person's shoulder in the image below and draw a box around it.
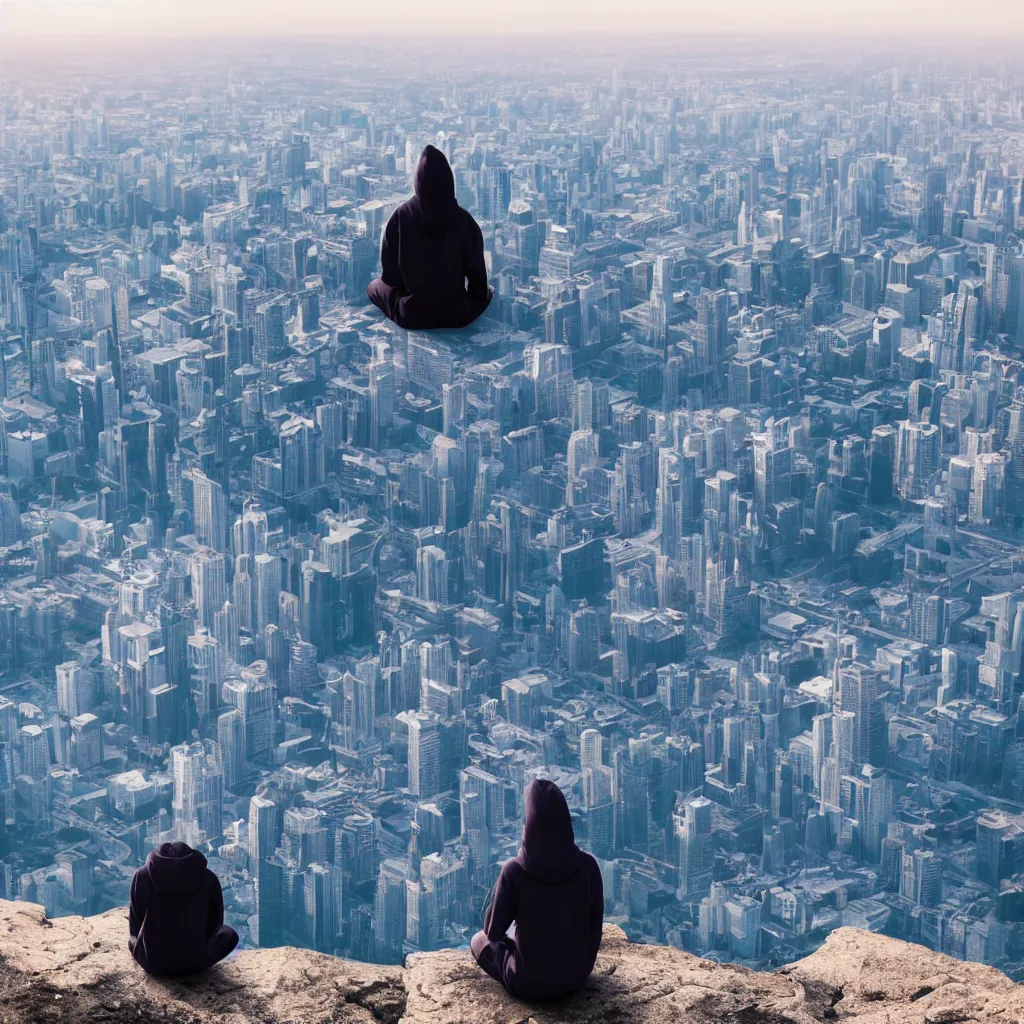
[386,203,409,229]
[456,206,483,232]
[580,851,602,876]
[130,862,151,889]
[499,857,525,882]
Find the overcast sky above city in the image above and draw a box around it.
[1,0,1023,39]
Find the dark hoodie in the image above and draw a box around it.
[371,144,491,330]
[128,842,237,977]
[483,779,604,1000]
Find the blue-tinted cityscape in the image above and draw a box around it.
[1,33,1024,979]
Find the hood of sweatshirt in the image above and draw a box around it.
[517,778,582,883]
[145,841,209,895]
[410,144,459,234]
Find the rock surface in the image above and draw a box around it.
[0,900,404,1024]
[0,899,1021,1024]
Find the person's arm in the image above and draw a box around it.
[380,216,402,290]
[465,218,489,302]
[206,870,225,937]
[484,863,516,942]
[128,870,147,939]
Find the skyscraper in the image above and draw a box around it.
[223,661,275,761]
[279,415,323,497]
[836,662,878,767]
[580,728,603,772]
[190,549,227,629]
[400,711,441,799]
[752,418,793,512]
[676,796,713,897]
[416,545,449,605]
[248,793,279,865]
[232,502,268,558]
[695,288,729,373]
[300,559,337,656]
[304,862,342,953]
[170,740,223,846]
[192,470,227,552]
[56,662,93,720]
[187,628,222,726]
[374,858,408,963]
[254,553,282,637]
[217,707,245,790]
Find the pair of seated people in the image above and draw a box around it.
[366,144,493,331]
[129,782,602,1004]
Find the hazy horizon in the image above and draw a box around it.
[2,0,1024,39]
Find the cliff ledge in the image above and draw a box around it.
[0,898,1020,1024]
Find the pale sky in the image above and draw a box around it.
[1,0,1023,39]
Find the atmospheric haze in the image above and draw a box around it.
[1,0,1024,39]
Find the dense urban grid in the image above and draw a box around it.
[0,36,1023,977]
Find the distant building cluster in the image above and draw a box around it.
[1,40,1024,975]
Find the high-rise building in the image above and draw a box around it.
[253,293,289,365]
[248,793,279,864]
[341,811,377,890]
[217,708,245,790]
[694,288,729,372]
[836,662,878,767]
[442,382,466,438]
[399,711,441,799]
[279,415,323,497]
[20,723,51,781]
[614,745,650,854]
[191,470,227,552]
[300,560,337,656]
[170,740,223,846]
[254,553,282,637]
[190,549,227,629]
[232,503,268,558]
[69,713,103,771]
[416,545,449,605]
[752,418,793,512]
[580,728,603,772]
[56,662,93,720]
[304,862,342,952]
[254,856,288,948]
[675,796,713,897]
[901,848,942,908]
[502,675,544,729]
[566,429,598,505]
[223,661,275,761]
[373,858,408,963]
[187,628,222,726]
[850,763,891,861]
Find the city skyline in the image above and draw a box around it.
[1,30,1024,983]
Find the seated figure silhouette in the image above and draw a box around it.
[470,778,604,1001]
[366,144,492,330]
[128,841,239,977]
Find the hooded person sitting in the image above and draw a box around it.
[128,841,239,977]
[366,144,492,331]
[470,778,604,1001]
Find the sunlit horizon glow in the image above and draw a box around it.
[1,0,1023,39]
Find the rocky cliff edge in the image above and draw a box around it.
[0,899,1020,1024]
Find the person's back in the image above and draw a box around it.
[366,144,491,331]
[471,779,603,1001]
[128,841,238,977]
